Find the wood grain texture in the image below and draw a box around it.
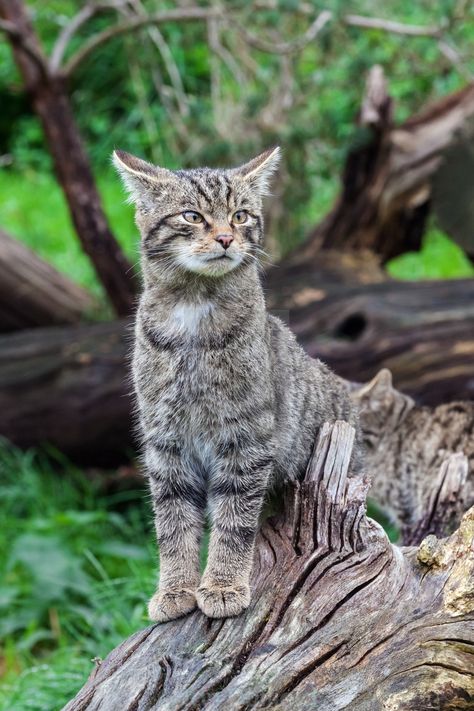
[0,229,93,332]
[63,422,474,711]
[2,271,474,461]
[0,319,133,465]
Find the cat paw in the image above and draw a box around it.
[148,588,197,623]
[196,583,251,619]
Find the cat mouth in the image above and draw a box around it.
[206,254,233,261]
[176,250,242,275]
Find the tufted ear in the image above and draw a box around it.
[354,368,393,401]
[112,149,175,203]
[233,146,281,195]
[351,368,415,421]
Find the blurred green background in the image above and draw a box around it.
[0,1,473,708]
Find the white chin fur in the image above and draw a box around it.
[176,252,243,276]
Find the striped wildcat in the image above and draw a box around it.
[114,147,358,621]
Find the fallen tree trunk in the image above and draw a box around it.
[316,317,474,405]
[64,421,474,711]
[296,66,474,262]
[0,319,133,465]
[267,274,474,404]
[0,229,94,331]
[1,274,474,461]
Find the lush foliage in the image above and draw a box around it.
[388,227,474,280]
[0,2,472,708]
[0,441,397,711]
[1,0,474,257]
[0,444,155,710]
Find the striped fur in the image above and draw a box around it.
[352,369,474,527]
[114,148,358,621]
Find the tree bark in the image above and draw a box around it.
[63,422,474,711]
[1,274,473,461]
[0,229,94,331]
[403,453,469,546]
[0,319,133,466]
[0,0,136,316]
[266,274,474,404]
[296,67,474,262]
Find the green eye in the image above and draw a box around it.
[233,210,248,224]
[183,210,204,224]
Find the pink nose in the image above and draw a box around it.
[215,234,234,250]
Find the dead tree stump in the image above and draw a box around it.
[64,422,474,711]
[298,68,474,263]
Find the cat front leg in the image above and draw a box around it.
[145,442,206,623]
[197,453,272,619]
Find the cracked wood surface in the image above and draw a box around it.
[64,422,474,711]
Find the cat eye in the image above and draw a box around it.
[232,210,248,224]
[182,210,204,224]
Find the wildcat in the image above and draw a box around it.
[113,147,358,622]
[352,368,474,529]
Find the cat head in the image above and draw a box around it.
[113,147,280,278]
[351,369,415,450]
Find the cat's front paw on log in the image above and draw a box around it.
[196,582,251,618]
[148,588,197,623]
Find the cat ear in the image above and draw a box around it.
[354,369,393,401]
[352,368,415,417]
[112,149,175,203]
[234,146,281,195]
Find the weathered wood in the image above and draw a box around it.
[294,68,474,262]
[64,422,474,711]
[267,274,474,404]
[0,0,136,316]
[0,229,94,331]
[0,320,133,465]
[403,453,469,546]
[1,273,474,460]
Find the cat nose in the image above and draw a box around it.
[215,234,234,250]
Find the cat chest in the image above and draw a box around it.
[137,301,272,431]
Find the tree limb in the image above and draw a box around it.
[0,17,48,76]
[344,14,444,37]
[50,1,127,73]
[62,7,221,77]
[234,9,332,55]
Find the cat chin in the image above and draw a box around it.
[176,253,243,277]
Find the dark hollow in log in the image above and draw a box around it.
[266,273,474,404]
[297,67,474,262]
[1,273,474,462]
[0,229,94,332]
[64,422,474,711]
[0,319,133,465]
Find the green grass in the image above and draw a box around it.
[387,227,474,280]
[1,169,472,304]
[0,168,137,305]
[0,443,154,711]
[0,439,399,711]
